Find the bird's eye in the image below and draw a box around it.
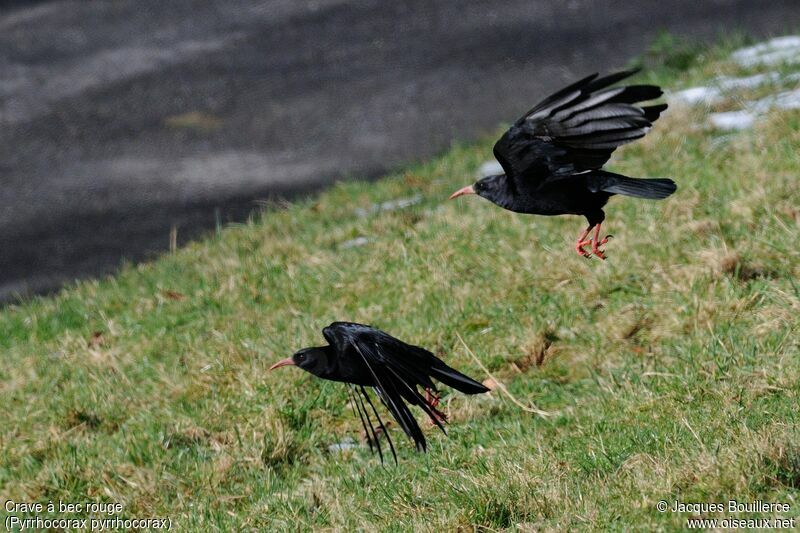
[297,353,306,361]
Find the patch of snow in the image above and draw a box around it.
[339,236,370,249]
[731,35,800,67]
[708,111,756,131]
[771,89,800,110]
[671,72,800,107]
[716,72,777,90]
[671,86,722,105]
[709,89,800,131]
[328,437,359,452]
[743,89,800,113]
[355,194,422,217]
[476,160,504,178]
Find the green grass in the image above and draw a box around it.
[2,38,799,530]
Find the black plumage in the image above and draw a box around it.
[269,321,489,463]
[449,69,676,259]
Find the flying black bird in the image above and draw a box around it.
[449,69,676,259]
[269,321,489,463]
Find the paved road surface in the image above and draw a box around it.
[1,0,797,301]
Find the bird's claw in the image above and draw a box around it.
[575,235,612,260]
[575,239,593,258]
[592,236,609,260]
[424,388,447,425]
[428,407,447,425]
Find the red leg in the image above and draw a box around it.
[574,226,593,258]
[424,387,439,407]
[424,387,447,424]
[590,223,612,260]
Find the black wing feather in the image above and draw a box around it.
[521,73,599,119]
[385,366,447,435]
[323,322,488,454]
[359,385,397,464]
[348,385,373,453]
[493,70,666,187]
[354,341,428,451]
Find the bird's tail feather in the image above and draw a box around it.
[430,365,489,395]
[594,171,676,200]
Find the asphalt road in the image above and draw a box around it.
[1,0,797,302]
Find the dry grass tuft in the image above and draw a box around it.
[714,251,776,281]
[516,327,559,371]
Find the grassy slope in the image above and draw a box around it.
[2,40,799,530]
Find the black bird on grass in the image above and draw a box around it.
[449,69,676,259]
[269,321,489,463]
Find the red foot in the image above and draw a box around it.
[575,224,612,260]
[424,387,447,425]
[591,235,612,260]
[575,239,592,258]
[575,227,592,258]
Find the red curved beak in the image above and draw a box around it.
[449,185,475,200]
[268,358,295,371]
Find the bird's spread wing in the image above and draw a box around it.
[348,384,397,464]
[493,69,667,189]
[323,322,487,454]
[323,322,442,452]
